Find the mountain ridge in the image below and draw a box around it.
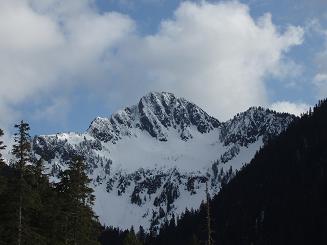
[32,91,295,230]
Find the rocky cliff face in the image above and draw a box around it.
[33,92,295,231]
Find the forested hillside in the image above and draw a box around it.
[122,99,327,245]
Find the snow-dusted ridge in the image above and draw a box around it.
[33,92,295,230]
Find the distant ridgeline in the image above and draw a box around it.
[136,99,327,245]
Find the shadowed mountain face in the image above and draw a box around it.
[32,92,295,230]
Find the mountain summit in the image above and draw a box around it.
[87,92,220,143]
[33,92,295,230]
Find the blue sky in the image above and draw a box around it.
[0,0,327,137]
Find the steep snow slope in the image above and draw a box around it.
[33,92,295,230]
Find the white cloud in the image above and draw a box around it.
[270,101,310,116]
[0,0,304,131]
[0,0,134,130]
[108,1,304,120]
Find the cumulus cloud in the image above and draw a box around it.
[109,1,304,119]
[0,0,134,130]
[270,101,310,116]
[0,0,304,132]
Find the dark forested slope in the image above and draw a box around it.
[151,99,327,245]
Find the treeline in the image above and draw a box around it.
[0,121,100,244]
[99,202,210,245]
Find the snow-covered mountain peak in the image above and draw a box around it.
[33,92,296,231]
[87,92,220,143]
[220,106,296,146]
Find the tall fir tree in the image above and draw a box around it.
[56,156,99,245]
[12,121,31,171]
[137,226,146,243]
[12,121,32,245]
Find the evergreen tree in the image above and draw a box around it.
[12,121,32,245]
[10,121,49,244]
[12,121,31,170]
[56,156,99,245]
[27,158,55,245]
[137,226,146,243]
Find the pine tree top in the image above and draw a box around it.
[12,120,32,170]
